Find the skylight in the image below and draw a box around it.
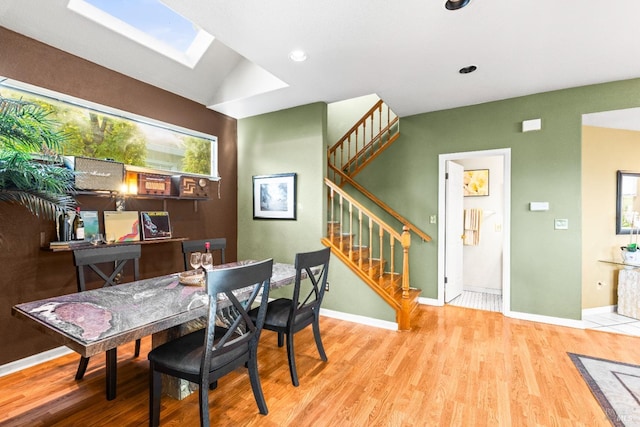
[68,0,214,68]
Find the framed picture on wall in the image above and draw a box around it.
[463,169,489,196]
[253,173,297,220]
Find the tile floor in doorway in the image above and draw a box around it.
[583,311,640,337]
[448,290,502,313]
[450,291,640,338]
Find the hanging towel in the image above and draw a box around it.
[463,208,483,245]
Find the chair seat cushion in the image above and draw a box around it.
[249,298,292,328]
[148,328,247,376]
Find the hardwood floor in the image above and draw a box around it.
[1,304,637,426]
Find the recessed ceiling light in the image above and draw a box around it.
[289,50,308,62]
[445,0,471,10]
[459,65,477,74]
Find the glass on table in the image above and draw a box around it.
[201,253,213,271]
[90,233,105,246]
[190,252,202,271]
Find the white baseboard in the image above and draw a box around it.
[582,305,617,317]
[0,346,73,378]
[417,295,585,329]
[320,308,398,331]
[506,310,585,329]
[418,296,442,306]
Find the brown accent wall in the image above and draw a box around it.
[0,27,238,364]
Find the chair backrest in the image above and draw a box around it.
[290,247,331,328]
[200,258,272,378]
[182,238,226,270]
[72,245,141,292]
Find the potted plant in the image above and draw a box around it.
[0,95,76,220]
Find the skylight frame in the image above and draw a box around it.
[67,0,214,69]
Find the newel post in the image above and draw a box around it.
[401,225,411,298]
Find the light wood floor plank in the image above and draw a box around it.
[1,305,636,426]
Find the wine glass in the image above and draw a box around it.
[90,233,105,246]
[189,252,202,271]
[201,253,213,271]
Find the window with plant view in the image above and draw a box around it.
[0,77,218,178]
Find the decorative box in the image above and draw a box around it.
[171,175,210,198]
[64,156,124,192]
[137,173,172,196]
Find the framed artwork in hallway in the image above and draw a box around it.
[253,173,297,220]
[463,169,489,196]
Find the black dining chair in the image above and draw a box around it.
[250,247,331,386]
[72,244,142,399]
[182,238,226,270]
[148,258,273,427]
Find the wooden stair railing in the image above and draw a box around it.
[328,164,432,243]
[328,100,400,187]
[321,178,420,330]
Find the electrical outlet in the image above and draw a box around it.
[429,215,437,224]
[325,282,329,292]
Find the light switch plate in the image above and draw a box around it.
[554,219,569,230]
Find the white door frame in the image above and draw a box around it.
[437,148,512,315]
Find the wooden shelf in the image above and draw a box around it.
[74,190,209,201]
[46,237,188,252]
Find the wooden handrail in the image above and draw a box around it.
[326,179,412,300]
[329,99,386,156]
[342,117,399,179]
[326,171,432,242]
[326,178,401,241]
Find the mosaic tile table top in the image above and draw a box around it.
[12,261,298,357]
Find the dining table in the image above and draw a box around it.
[11,260,300,401]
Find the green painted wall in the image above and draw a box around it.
[237,103,327,265]
[358,78,640,320]
[239,78,640,323]
[238,101,396,321]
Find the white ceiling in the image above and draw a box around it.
[2,0,640,121]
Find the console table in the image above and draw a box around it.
[599,260,640,320]
[618,268,640,319]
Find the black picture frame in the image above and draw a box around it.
[616,170,640,235]
[252,173,297,220]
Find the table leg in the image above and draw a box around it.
[106,348,117,400]
[152,317,207,400]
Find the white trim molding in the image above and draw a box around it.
[0,346,73,378]
[320,308,398,331]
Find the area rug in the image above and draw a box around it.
[569,353,640,426]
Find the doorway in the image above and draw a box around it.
[437,148,511,314]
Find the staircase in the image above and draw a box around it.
[323,100,431,330]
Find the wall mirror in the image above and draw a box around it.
[617,170,640,234]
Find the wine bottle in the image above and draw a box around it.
[202,241,213,271]
[74,207,85,240]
